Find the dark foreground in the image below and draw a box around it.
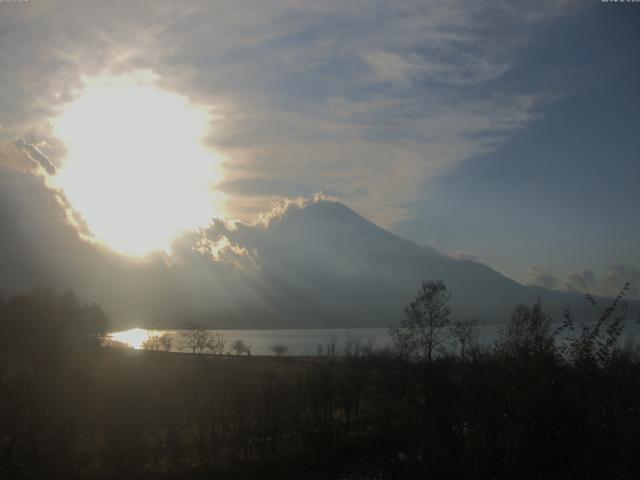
[1,288,639,479]
[2,346,640,479]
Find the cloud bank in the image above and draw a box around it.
[0,0,584,229]
[528,264,640,299]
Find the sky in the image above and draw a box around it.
[0,0,639,302]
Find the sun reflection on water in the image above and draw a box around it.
[109,328,152,349]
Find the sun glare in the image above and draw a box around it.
[51,72,225,257]
[109,328,153,350]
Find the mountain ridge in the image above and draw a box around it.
[168,199,618,330]
[0,192,634,330]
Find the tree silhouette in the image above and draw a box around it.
[499,300,554,359]
[206,332,226,355]
[0,286,107,357]
[389,280,451,362]
[159,333,173,352]
[181,321,211,354]
[142,335,162,351]
[560,283,633,368]
[450,319,478,360]
[231,339,249,355]
[269,343,289,357]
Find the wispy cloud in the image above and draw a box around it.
[564,270,597,293]
[0,0,584,230]
[13,139,57,175]
[529,264,640,300]
[527,265,559,290]
[448,250,479,262]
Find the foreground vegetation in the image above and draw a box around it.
[1,285,639,479]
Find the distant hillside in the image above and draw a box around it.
[185,199,607,328]
[0,194,634,329]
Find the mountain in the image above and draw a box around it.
[0,188,627,329]
[164,199,605,329]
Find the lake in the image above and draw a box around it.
[107,323,640,356]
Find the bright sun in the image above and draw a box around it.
[109,328,153,350]
[51,72,225,257]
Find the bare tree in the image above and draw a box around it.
[181,321,211,354]
[342,335,374,359]
[316,336,337,358]
[231,339,249,356]
[144,333,174,352]
[560,283,633,367]
[326,335,337,358]
[206,332,226,355]
[142,335,161,351]
[269,343,289,357]
[159,333,173,352]
[500,301,554,358]
[389,280,451,362]
[450,319,479,360]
